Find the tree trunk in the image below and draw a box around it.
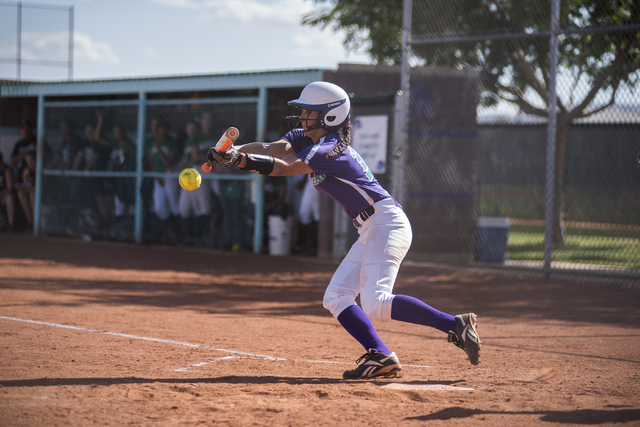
[552,119,570,244]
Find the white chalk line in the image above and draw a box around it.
[383,383,474,391]
[0,315,462,373]
[0,315,285,362]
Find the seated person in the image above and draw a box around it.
[0,152,16,232]
[16,150,36,230]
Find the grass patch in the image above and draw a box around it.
[508,224,640,269]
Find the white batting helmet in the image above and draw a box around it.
[287,81,351,131]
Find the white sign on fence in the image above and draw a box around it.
[352,115,389,174]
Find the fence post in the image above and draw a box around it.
[68,5,74,81]
[16,2,21,80]
[34,94,45,236]
[397,0,412,206]
[134,91,146,244]
[543,0,560,277]
[252,87,268,253]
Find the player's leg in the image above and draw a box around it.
[391,296,481,365]
[17,188,33,225]
[178,190,194,244]
[324,226,401,379]
[194,184,211,217]
[356,201,412,322]
[178,187,191,219]
[153,179,169,221]
[193,186,211,245]
[358,201,481,365]
[324,239,390,354]
[165,177,181,217]
[1,193,15,231]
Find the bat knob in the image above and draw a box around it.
[202,163,212,173]
[227,127,239,139]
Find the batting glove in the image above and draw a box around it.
[207,145,241,168]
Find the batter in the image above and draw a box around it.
[207,81,481,379]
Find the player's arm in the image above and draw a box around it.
[207,139,311,175]
[46,154,61,170]
[237,153,312,177]
[85,151,97,171]
[93,112,110,148]
[72,150,84,170]
[11,148,23,166]
[238,140,294,159]
[0,167,14,197]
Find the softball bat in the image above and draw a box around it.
[202,127,240,173]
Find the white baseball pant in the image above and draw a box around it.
[323,198,412,321]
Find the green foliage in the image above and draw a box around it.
[302,0,404,64]
[303,0,640,111]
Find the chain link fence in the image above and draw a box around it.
[39,94,262,251]
[403,0,640,281]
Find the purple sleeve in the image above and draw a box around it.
[285,131,341,175]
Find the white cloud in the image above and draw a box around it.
[148,0,315,24]
[288,27,372,63]
[290,31,346,58]
[12,32,118,65]
[202,0,314,24]
[0,32,119,64]
[148,0,200,9]
[73,33,119,64]
[18,32,69,62]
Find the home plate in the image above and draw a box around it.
[382,383,474,391]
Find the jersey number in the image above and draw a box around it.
[349,147,373,181]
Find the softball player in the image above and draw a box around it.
[207,81,481,379]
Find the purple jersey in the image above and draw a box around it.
[283,129,391,219]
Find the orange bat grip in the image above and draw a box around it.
[215,127,239,152]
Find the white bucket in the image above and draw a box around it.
[268,215,293,256]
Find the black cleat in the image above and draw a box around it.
[343,349,402,379]
[448,313,481,365]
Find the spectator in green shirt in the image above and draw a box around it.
[146,116,180,241]
[177,119,212,245]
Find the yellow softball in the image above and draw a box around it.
[179,168,202,191]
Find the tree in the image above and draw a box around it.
[303,0,640,243]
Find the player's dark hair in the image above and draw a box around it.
[324,122,351,158]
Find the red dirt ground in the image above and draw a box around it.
[1,234,639,426]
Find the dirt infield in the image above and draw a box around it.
[1,234,640,426]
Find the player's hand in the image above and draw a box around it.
[207,145,241,168]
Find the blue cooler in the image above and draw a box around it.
[476,217,510,262]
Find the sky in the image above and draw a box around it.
[0,0,372,82]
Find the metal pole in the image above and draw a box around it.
[397,0,412,206]
[68,5,74,80]
[134,92,146,244]
[257,86,267,142]
[543,0,560,277]
[33,94,44,236]
[253,87,268,253]
[17,1,21,80]
[390,91,403,200]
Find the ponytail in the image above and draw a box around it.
[324,123,352,158]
